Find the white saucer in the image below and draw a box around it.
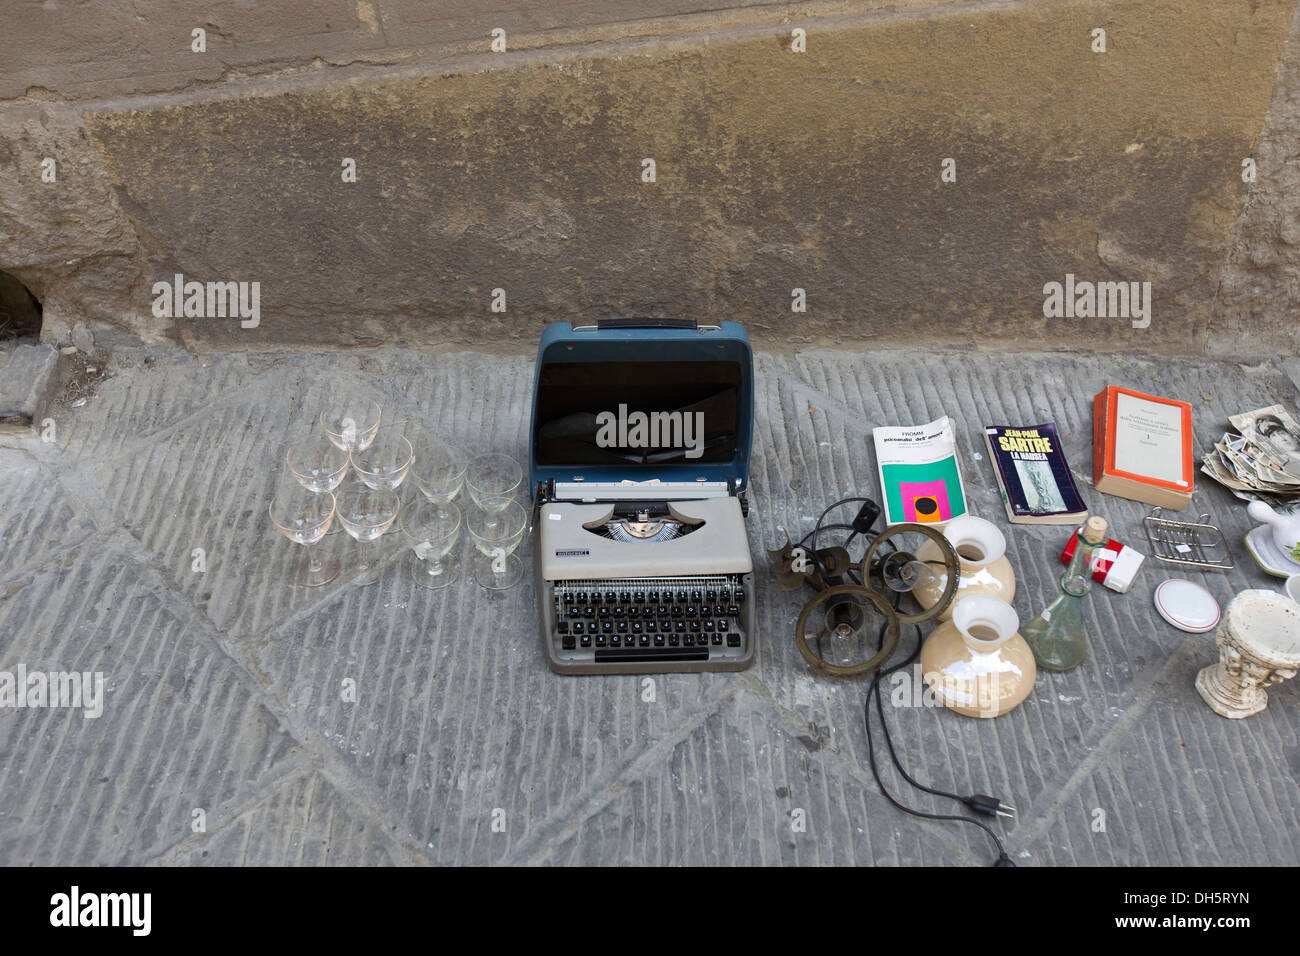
[1154,579,1221,633]
[1243,526,1300,579]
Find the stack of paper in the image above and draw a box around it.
[1200,404,1300,504]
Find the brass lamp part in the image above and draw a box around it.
[794,584,902,678]
[860,522,961,625]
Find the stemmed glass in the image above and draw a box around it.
[335,481,400,585]
[400,498,463,589]
[353,427,413,490]
[466,499,528,589]
[286,432,350,492]
[408,425,466,504]
[268,480,340,587]
[321,396,382,453]
[467,454,522,528]
[286,432,350,536]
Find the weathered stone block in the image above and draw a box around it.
[0,341,58,419]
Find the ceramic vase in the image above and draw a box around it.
[912,514,1015,620]
[920,595,1036,718]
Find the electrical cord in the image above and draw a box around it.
[830,512,1017,866]
[872,639,1013,817]
[796,497,876,582]
[795,522,856,547]
[861,603,1016,866]
[795,496,1017,864]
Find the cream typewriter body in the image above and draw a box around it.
[529,320,757,675]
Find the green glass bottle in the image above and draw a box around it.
[1021,515,1108,672]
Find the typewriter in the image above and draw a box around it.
[529,319,757,674]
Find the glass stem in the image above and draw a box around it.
[306,543,323,573]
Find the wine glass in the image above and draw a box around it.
[466,500,528,589]
[321,395,382,453]
[467,453,522,528]
[286,431,350,536]
[335,481,400,585]
[352,426,413,490]
[268,480,340,587]
[400,498,462,589]
[286,431,350,492]
[408,425,465,504]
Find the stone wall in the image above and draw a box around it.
[1,0,1297,356]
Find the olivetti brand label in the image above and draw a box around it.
[555,549,591,558]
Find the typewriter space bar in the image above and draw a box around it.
[594,648,710,663]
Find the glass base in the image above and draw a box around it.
[472,552,522,590]
[292,547,340,587]
[412,553,459,590]
[1023,629,1087,671]
[1021,598,1088,672]
[351,566,382,586]
[1031,647,1087,672]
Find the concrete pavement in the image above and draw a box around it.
[0,343,1297,865]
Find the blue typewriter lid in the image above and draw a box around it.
[529,320,755,491]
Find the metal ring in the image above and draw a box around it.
[859,522,960,625]
[794,584,901,678]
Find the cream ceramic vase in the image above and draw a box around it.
[912,514,1015,621]
[920,595,1037,718]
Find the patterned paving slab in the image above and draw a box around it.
[158,771,425,867]
[1,346,1297,865]
[0,536,305,865]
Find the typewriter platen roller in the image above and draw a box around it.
[540,497,752,580]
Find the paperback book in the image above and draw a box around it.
[1093,386,1194,510]
[983,423,1089,525]
[872,416,969,526]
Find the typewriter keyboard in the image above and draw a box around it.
[550,575,749,663]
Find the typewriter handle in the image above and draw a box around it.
[576,318,719,332]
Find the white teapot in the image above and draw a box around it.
[1247,501,1300,566]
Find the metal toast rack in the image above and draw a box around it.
[1142,508,1235,572]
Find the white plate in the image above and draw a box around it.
[1154,579,1221,633]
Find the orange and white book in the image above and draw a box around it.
[1093,386,1194,510]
